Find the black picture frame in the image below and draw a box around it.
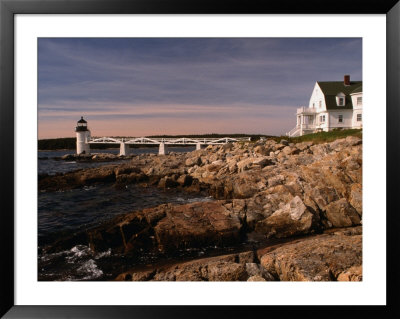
[1,0,399,318]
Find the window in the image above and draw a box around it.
[357,97,362,106]
[313,103,315,108]
[338,115,343,123]
[319,115,325,123]
[336,92,345,106]
[319,101,322,108]
[357,114,362,122]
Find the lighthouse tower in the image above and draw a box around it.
[75,116,91,155]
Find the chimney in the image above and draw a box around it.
[344,75,350,86]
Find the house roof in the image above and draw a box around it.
[317,81,362,110]
[350,84,363,94]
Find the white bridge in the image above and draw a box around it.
[87,136,251,155]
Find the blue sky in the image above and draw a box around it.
[38,38,362,138]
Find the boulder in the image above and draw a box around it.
[176,174,193,187]
[246,262,263,277]
[115,172,147,184]
[158,176,179,188]
[254,145,268,155]
[116,270,156,281]
[237,158,254,172]
[118,251,253,281]
[349,183,362,216]
[295,141,313,151]
[247,275,266,281]
[267,175,285,187]
[231,175,259,198]
[282,146,300,156]
[222,143,234,151]
[61,154,75,161]
[185,156,201,167]
[337,265,362,281]
[205,161,224,172]
[153,201,242,253]
[259,185,295,218]
[303,184,339,211]
[207,262,247,281]
[345,136,362,146]
[79,166,116,185]
[82,200,244,256]
[255,196,315,238]
[280,139,289,146]
[259,232,362,281]
[251,157,273,168]
[324,198,361,227]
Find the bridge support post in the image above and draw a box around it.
[119,142,130,156]
[196,143,202,150]
[158,142,168,155]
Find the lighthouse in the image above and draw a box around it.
[75,116,91,155]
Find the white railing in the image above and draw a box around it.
[301,124,316,130]
[287,126,301,137]
[297,107,317,114]
[287,123,318,137]
[88,136,251,145]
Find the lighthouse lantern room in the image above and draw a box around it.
[75,116,91,154]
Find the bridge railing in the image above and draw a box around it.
[88,136,251,145]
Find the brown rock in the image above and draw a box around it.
[247,275,266,281]
[282,146,300,156]
[349,183,362,216]
[267,175,285,187]
[158,176,179,188]
[295,141,313,151]
[254,145,268,155]
[324,198,361,227]
[337,265,362,281]
[303,184,339,211]
[256,196,315,238]
[185,156,201,167]
[137,252,251,281]
[176,174,193,187]
[231,174,259,198]
[260,232,362,281]
[153,201,242,253]
[237,158,254,172]
[238,251,255,264]
[116,270,156,281]
[207,262,247,281]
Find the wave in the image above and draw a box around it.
[39,245,112,281]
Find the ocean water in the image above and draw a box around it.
[38,184,213,281]
[38,146,209,281]
[39,146,195,175]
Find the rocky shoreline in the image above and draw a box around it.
[39,136,362,281]
[60,152,135,162]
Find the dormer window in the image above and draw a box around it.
[336,92,345,106]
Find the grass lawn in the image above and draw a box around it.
[276,128,362,144]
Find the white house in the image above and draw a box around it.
[287,75,362,137]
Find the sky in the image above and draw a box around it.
[38,38,362,139]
